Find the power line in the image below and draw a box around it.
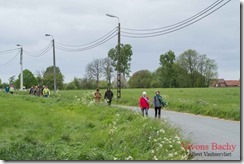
[55,29,117,52]
[56,27,117,48]
[121,0,231,38]
[0,48,19,55]
[122,0,224,32]
[0,50,20,67]
[23,42,53,57]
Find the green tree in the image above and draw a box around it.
[65,81,78,90]
[36,70,44,86]
[103,57,114,87]
[197,54,218,87]
[177,49,199,87]
[128,70,152,88]
[8,75,15,85]
[15,69,37,89]
[43,66,64,90]
[108,44,133,77]
[159,50,176,88]
[86,59,103,88]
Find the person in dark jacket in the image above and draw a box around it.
[153,90,164,118]
[104,87,114,105]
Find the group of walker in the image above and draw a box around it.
[93,88,166,118]
[139,90,166,118]
[29,85,50,98]
[93,88,114,105]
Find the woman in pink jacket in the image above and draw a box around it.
[139,91,150,117]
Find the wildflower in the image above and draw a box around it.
[168,153,174,158]
[169,145,173,148]
[151,150,155,154]
[154,139,157,142]
[181,147,186,151]
[153,156,158,160]
[113,157,118,160]
[174,152,178,155]
[125,155,133,160]
[158,143,163,148]
[175,136,180,140]
[159,129,165,133]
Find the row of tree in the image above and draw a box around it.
[128,50,218,88]
[0,44,218,89]
[0,66,65,90]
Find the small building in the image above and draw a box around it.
[210,79,240,87]
[225,80,240,87]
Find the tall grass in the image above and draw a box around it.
[108,88,240,121]
[0,91,190,160]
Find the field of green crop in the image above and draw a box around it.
[0,91,190,160]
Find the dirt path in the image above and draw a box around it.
[117,105,241,160]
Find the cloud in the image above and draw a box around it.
[0,0,240,83]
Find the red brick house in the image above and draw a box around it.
[210,79,240,87]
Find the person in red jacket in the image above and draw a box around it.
[139,91,150,117]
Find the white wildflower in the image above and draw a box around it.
[151,150,155,154]
[181,147,186,151]
[169,145,173,148]
[168,153,174,158]
[159,129,165,133]
[174,135,180,140]
[153,156,158,160]
[174,152,178,155]
[125,155,133,160]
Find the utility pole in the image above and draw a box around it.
[52,38,57,93]
[45,34,57,93]
[17,44,23,91]
[117,22,121,99]
[106,14,121,99]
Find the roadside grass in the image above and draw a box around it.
[0,91,190,160]
[46,88,240,121]
[108,88,240,121]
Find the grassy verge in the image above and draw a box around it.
[109,88,240,121]
[0,91,190,160]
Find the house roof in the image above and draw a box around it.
[225,80,240,86]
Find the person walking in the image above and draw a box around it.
[5,86,9,93]
[139,91,150,117]
[153,90,164,118]
[94,88,102,102]
[43,86,50,98]
[9,85,14,94]
[104,87,114,105]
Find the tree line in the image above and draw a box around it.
[129,50,218,88]
[0,44,218,90]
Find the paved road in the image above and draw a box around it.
[117,105,241,160]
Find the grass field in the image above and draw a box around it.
[0,91,190,160]
[108,88,240,121]
[53,87,240,121]
[0,87,240,160]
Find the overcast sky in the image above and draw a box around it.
[0,0,241,84]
